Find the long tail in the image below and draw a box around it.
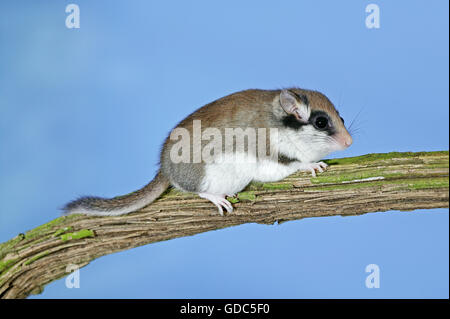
[63,171,170,216]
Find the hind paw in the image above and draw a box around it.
[198,193,233,216]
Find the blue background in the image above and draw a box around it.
[0,0,448,298]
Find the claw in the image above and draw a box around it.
[299,161,328,177]
[318,161,328,169]
[199,193,234,216]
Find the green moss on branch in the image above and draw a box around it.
[24,251,50,266]
[324,151,448,166]
[60,229,95,241]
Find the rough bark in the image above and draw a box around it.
[0,151,448,299]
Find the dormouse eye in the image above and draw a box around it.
[314,116,328,129]
[340,116,345,124]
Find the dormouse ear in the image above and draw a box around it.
[279,90,310,123]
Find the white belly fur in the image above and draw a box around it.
[199,153,299,195]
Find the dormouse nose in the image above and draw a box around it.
[335,131,353,149]
[344,134,353,147]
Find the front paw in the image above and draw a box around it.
[298,161,328,177]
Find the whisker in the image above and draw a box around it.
[348,107,365,131]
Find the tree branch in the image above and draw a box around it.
[0,151,448,299]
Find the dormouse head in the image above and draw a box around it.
[278,89,352,161]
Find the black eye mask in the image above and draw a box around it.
[282,110,337,136]
[282,114,306,130]
[309,111,336,136]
